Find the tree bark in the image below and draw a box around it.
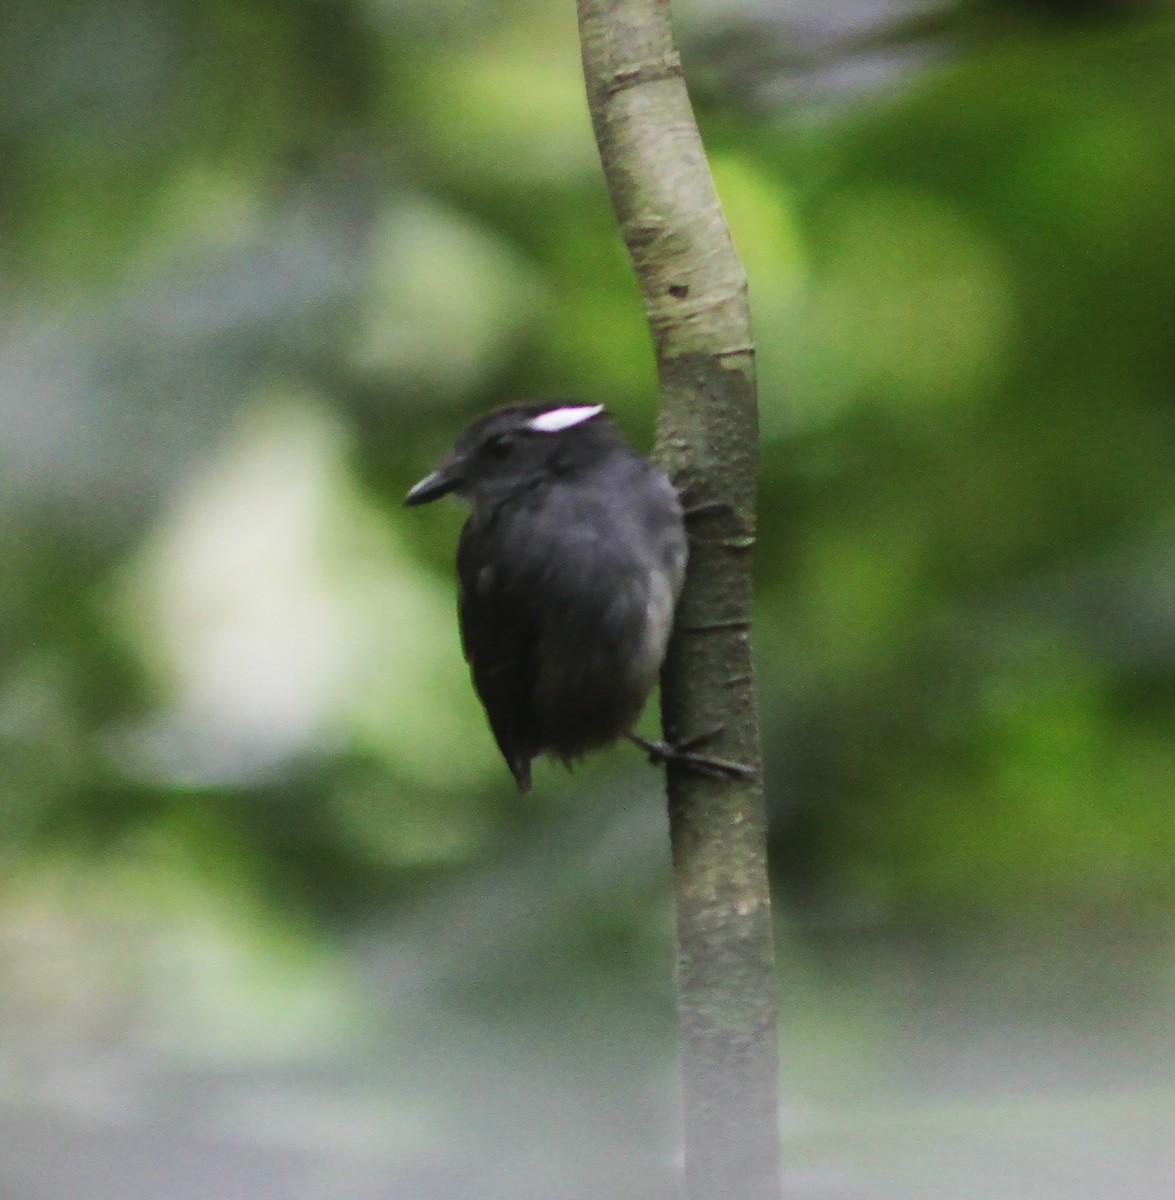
[576,4,782,1199]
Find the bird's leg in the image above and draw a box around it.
[626,728,756,781]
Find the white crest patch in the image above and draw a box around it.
[526,404,604,434]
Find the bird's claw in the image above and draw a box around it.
[626,729,756,781]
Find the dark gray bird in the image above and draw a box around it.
[405,402,687,791]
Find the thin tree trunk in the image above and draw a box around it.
[576,3,783,1199]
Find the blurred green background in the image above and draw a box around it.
[1,1,1173,1197]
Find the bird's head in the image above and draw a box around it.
[404,402,611,508]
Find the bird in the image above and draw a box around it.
[404,401,689,792]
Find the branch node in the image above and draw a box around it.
[606,53,684,97]
[683,617,752,634]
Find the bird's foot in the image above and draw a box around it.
[626,728,756,781]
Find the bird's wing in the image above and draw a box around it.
[456,521,537,791]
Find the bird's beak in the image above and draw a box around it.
[404,460,462,506]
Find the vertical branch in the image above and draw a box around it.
[576,3,782,1199]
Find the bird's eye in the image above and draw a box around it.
[486,433,514,459]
